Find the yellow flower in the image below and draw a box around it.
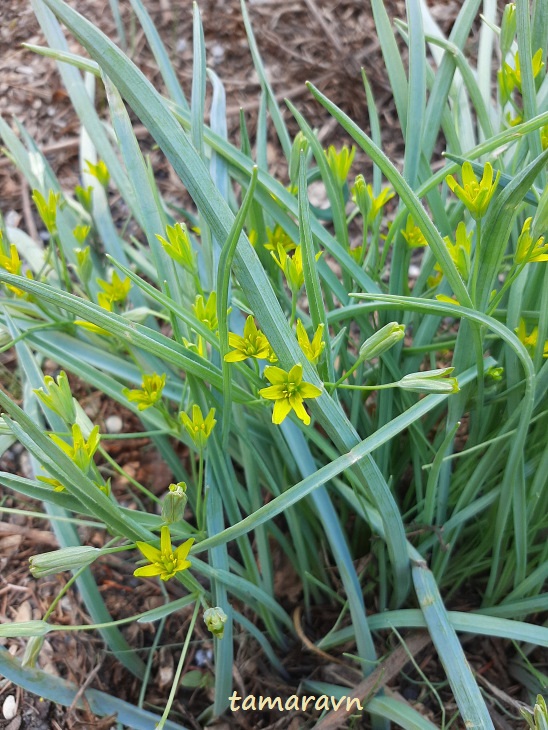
[36,475,66,492]
[224,315,273,362]
[542,125,548,151]
[515,217,548,264]
[34,371,76,423]
[85,159,110,187]
[263,225,296,253]
[516,319,548,358]
[0,241,32,296]
[73,225,90,244]
[443,221,473,279]
[352,176,394,223]
[134,526,194,582]
[259,363,322,425]
[296,320,325,364]
[179,404,216,449]
[156,222,195,272]
[97,270,131,305]
[123,373,166,410]
[446,161,500,220]
[401,216,427,248]
[74,185,93,211]
[324,145,356,186]
[32,190,60,235]
[501,48,544,96]
[49,424,101,472]
[271,243,321,294]
[192,292,218,331]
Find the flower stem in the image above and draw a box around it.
[156,600,200,729]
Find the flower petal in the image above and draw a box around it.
[289,395,311,425]
[287,363,303,383]
[134,564,163,577]
[174,538,195,562]
[299,382,322,398]
[263,366,288,385]
[272,398,292,424]
[224,350,247,362]
[135,541,161,563]
[160,526,172,555]
[259,384,286,400]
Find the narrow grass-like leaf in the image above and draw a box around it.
[371,0,408,127]
[412,560,495,729]
[298,152,334,384]
[217,166,259,444]
[403,0,426,187]
[239,0,291,159]
[128,0,188,110]
[0,649,187,730]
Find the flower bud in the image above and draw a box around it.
[351,174,371,219]
[204,606,228,639]
[359,322,405,362]
[500,4,516,59]
[75,247,92,284]
[34,371,76,424]
[486,366,504,382]
[22,635,45,668]
[289,132,309,184]
[161,482,188,524]
[0,621,49,638]
[398,367,459,394]
[29,545,101,578]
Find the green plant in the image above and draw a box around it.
[0,0,547,728]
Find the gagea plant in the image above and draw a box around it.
[0,0,546,727]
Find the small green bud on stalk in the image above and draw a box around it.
[359,322,405,363]
[398,367,459,394]
[204,606,228,639]
[161,482,188,524]
[29,545,101,578]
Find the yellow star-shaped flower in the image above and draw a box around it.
[134,526,194,581]
[259,363,322,425]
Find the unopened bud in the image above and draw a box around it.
[204,606,228,639]
[34,371,76,424]
[161,482,188,524]
[0,621,49,638]
[29,545,101,578]
[359,322,405,362]
[500,4,516,58]
[398,367,459,394]
[289,132,310,184]
[351,174,371,219]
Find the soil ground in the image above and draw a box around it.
[0,1,536,729]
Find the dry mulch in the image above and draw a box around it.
[0,1,530,729]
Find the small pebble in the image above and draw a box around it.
[211,43,225,60]
[2,695,17,720]
[105,415,123,433]
[194,648,213,666]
